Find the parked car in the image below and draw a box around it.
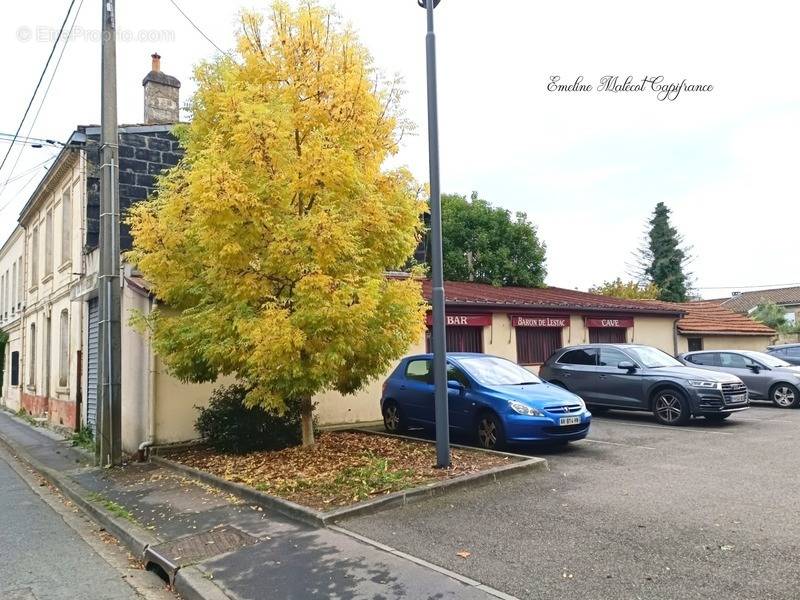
[380,353,591,449]
[766,343,800,366]
[539,344,749,425]
[679,350,800,408]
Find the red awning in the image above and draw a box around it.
[511,314,569,328]
[425,313,492,327]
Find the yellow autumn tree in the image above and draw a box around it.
[589,278,660,300]
[127,1,426,446]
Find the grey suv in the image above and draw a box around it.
[679,350,800,408]
[539,344,749,425]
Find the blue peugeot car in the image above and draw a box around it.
[381,353,591,449]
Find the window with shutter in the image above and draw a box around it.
[516,328,563,365]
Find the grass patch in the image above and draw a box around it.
[87,492,136,522]
[327,454,415,502]
[70,426,94,452]
[256,455,415,503]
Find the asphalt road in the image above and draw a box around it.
[0,446,174,600]
[343,405,800,600]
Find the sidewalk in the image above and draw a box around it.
[0,410,512,600]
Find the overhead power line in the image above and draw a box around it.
[695,283,800,291]
[0,155,58,215]
[167,0,228,56]
[0,0,77,177]
[2,155,58,185]
[0,133,61,146]
[0,137,61,149]
[0,0,84,194]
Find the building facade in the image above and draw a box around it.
[0,54,219,448]
[315,280,685,425]
[15,149,85,429]
[0,227,25,412]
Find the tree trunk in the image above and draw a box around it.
[300,397,315,446]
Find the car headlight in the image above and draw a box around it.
[688,380,721,389]
[509,401,544,416]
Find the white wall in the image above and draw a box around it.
[0,228,24,411]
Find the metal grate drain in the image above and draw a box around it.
[144,525,258,584]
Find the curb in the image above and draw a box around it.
[152,439,547,527]
[174,566,233,600]
[328,526,520,600]
[0,426,233,600]
[151,455,328,528]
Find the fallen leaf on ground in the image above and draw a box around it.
[456,551,471,559]
[166,432,512,510]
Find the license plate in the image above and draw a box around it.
[729,394,746,404]
[559,416,581,426]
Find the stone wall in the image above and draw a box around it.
[84,128,184,251]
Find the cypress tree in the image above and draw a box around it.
[635,202,691,302]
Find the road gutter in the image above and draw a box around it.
[0,424,232,600]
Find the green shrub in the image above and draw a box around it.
[71,426,94,451]
[195,384,307,453]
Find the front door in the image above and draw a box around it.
[594,347,644,408]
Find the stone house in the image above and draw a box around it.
[716,286,800,325]
[0,228,25,412]
[0,55,217,446]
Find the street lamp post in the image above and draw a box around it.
[419,0,450,468]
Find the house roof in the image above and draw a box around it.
[675,301,775,336]
[420,280,684,316]
[720,286,800,313]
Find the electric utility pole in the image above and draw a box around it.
[419,0,450,468]
[97,0,122,466]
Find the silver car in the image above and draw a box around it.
[678,350,800,408]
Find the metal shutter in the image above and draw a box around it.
[86,298,99,429]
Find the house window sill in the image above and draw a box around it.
[41,274,54,285]
[56,386,70,396]
[58,260,72,273]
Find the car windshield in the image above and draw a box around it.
[456,356,542,386]
[746,352,791,368]
[624,346,682,368]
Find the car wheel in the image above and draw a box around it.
[705,413,731,422]
[652,389,690,425]
[382,401,407,433]
[476,412,505,450]
[770,383,800,409]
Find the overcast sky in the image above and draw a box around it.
[1,1,798,298]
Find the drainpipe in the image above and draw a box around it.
[138,297,157,461]
[672,317,680,356]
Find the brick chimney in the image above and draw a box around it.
[142,53,181,124]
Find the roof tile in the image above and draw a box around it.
[420,280,683,315]
[721,286,800,313]
[676,301,775,335]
